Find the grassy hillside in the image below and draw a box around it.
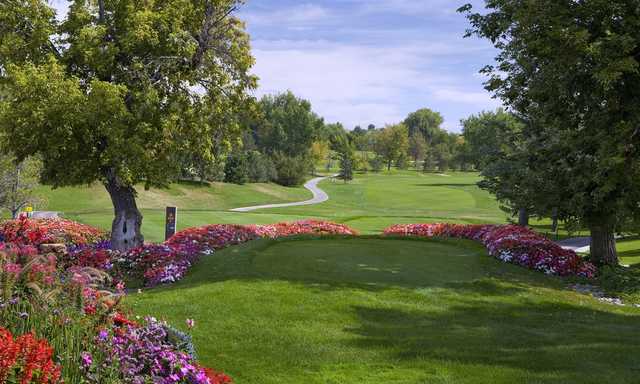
[36,181,311,242]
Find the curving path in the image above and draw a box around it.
[230,174,337,212]
[556,237,591,253]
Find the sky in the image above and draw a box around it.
[49,0,501,132]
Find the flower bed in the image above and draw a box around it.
[0,217,106,246]
[384,223,597,278]
[139,220,358,287]
[0,218,233,383]
[0,327,62,383]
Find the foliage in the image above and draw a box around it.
[270,152,309,187]
[224,153,249,185]
[460,0,640,264]
[333,136,354,182]
[368,157,384,173]
[245,151,277,183]
[0,0,257,250]
[253,92,323,158]
[384,223,597,278]
[310,141,330,175]
[403,108,444,143]
[597,265,640,303]
[408,134,427,168]
[461,109,524,170]
[373,124,409,171]
[0,155,43,219]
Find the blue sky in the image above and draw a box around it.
[50,0,501,132]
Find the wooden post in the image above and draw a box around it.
[165,206,177,241]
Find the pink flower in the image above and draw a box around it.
[186,318,195,329]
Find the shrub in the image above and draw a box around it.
[246,151,277,183]
[224,153,249,185]
[270,152,309,186]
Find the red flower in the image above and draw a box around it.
[202,367,234,384]
[0,327,62,384]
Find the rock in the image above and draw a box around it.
[39,243,68,255]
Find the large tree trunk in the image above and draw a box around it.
[589,222,618,265]
[518,208,529,227]
[104,171,144,251]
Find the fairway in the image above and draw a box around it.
[40,171,506,242]
[129,237,640,384]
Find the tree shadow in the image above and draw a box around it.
[414,183,476,187]
[344,300,640,382]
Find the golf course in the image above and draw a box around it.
[33,170,640,383]
[3,1,640,383]
[40,171,503,242]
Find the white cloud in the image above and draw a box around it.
[433,88,500,105]
[242,4,333,29]
[250,38,499,130]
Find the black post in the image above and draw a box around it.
[165,206,177,241]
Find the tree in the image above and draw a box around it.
[373,124,409,171]
[0,155,42,218]
[254,92,323,157]
[432,143,452,172]
[310,141,330,176]
[334,136,354,183]
[461,0,640,264]
[403,108,444,143]
[461,109,523,169]
[408,134,427,169]
[0,0,256,250]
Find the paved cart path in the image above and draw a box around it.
[230,175,336,212]
[556,237,591,253]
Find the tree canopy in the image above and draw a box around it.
[0,0,256,249]
[460,0,640,264]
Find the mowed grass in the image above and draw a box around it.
[38,171,508,242]
[37,181,311,242]
[129,237,640,384]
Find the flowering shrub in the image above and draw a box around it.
[257,220,359,238]
[384,223,597,278]
[93,317,213,384]
[0,327,62,384]
[0,217,106,247]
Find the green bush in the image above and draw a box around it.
[271,152,309,186]
[246,151,278,183]
[224,153,249,185]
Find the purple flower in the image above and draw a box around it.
[81,352,93,368]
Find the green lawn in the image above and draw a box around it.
[129,237,640,384]
[37,180,311,242]
[37,170,638,259]
[39,171,509,242]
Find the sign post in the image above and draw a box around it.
[165,206,177,241]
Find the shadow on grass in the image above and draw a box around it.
[148,236,567,298]
[344,300,640,381]
[414,183,476,187]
